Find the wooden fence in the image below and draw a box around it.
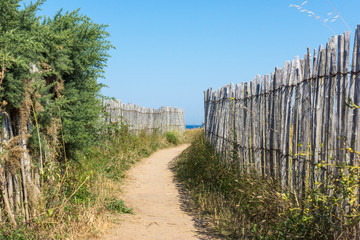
[102,99,185,134]
[204,25,360,193]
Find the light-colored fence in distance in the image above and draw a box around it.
[103,99,185,134]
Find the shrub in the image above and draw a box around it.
[175,132,285,238]
[174,131,360,239]
[164,131,179,145]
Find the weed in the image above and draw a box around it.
[105,198,133,214]
[164,131,180,145]
[0,222,41,240]
[175,131,360,239]
[0,124,177,239]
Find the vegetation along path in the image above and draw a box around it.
[97,144,199,240]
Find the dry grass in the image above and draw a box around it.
[174,130,360,239]
[174,132,286,238]
[50,130,182,239]
[183,128,203,143]
[47,175,119,240]
[0,128,183,239]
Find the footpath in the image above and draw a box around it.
[95,144,199,240]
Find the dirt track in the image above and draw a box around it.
[97,144,199,240]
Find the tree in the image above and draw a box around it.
[0,0,113,224]
[43,10,113,154]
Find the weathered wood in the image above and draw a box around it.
[218,87,225,154]
[254,75,261,172]
[102,100,185,134]
[328,36,338,178]
[335,33,349,167]
[314,46,326,183]
[273,67,281,180]
[229,83,236,164]
[260,76,266,176]
[275,67,282,180]
[250,79,255,169]
[234,84,241,166]
[280,61,291,189]
[296,57,306,195]
[238,83,245,168]
[352,25,360,166]
[203,28,360,205]
[264,75,271,177]
[311,46,320,185]
[301,48,312,190]
[268,72,275,177]
[286,60,296,191]
[243,82,250,172]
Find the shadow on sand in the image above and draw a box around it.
[168,156,226,240]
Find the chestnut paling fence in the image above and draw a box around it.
[103,99,185,134]
[204,25,360,194]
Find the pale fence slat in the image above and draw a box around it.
[301,49,312,190]
[352,26,360,166]
[321,39,333,178]
[268,72,275,177]
[264,75,271,176]
[316,46,327,182]
[311,46,321,185]
[285,60,295,190]
[275,67,283,181]
[259,76,266,176]
[229,83,236,163]
[254,75,261,172]
[234,84,241,165]
[102,100,185,134]
[238,83,245,168]
[250,79,255,168]
[291,57,300,193]
[218,87,225,154]
[346,29,356,164]
[328,36,338,176]
[280,61,290,189]
[246,81,250,170]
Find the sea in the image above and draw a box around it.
[185,124,203,129]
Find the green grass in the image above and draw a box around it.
[105,198,133,214]
[0,224,39,240]
[164,131,180,145]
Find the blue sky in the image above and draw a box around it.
[35,0,360,124]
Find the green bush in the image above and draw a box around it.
[164,131,179,145]
[272,162,360,239]
[0,223,39,240]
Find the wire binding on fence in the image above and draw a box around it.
[205,70,360,104]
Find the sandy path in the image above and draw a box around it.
[98,144,199,240]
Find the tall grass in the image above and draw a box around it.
[0,125,181,239]
[175,131,360,239]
